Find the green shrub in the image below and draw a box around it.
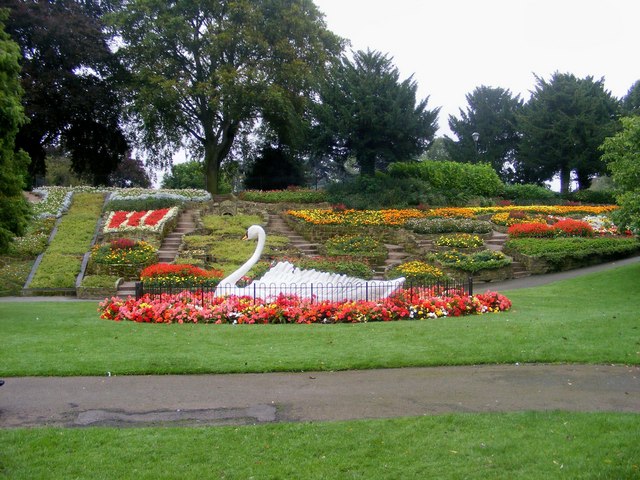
[406,218,493,234]
[389,161,505,198]
[570,189,617,205]
[431,249,511,273]
[324,234,386,258]
[610,191,640,234]
[80,275,120,288]
[104,197,185,212]
[504,237,640,262]
[288,256,373,280]
[501,183,558,203]
[326,174,432,209]
[239,188,328,204]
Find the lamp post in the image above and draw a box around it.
[471,132,480,162]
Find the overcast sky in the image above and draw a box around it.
[313,0,639,138]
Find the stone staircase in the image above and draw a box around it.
[484,230,529,279]
[116,208,197,298]
[267,213,321,257]
[373,244,410,280]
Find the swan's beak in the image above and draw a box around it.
[242,234,248,240]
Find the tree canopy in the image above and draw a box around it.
[518,72,619,193]
[4,0,128,186]
[600,116,640,232]
[314,49,439,176]
[109,0,343,194]
[446,86,523,182]
[0,11,31,253]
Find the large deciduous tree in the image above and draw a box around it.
[600,116,640,233]
[0,11,30,253]
[518,72,619,193]
[4,0,128,186]
[109,0,343,194]
[445,86,523,182]
[314,49,439,176]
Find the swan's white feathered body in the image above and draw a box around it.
[214,225,405,301]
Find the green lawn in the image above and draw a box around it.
[0,412,638,479]
[1,263,639,479]
[1,262,639,377]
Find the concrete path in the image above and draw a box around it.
[1,364,638,428]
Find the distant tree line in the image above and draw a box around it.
[1,0,639,198]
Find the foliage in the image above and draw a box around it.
[104,196,184,212]
[324,234,385,257]
[244,146,307,190]
[446,85,523,182]
[431,250,511,273]
[326,173,433,209]
[313,49,439,176]
[434,234,484,249]
[80,275,120,288]
[161,161,206,190]
[286,256,373,280]
[108,154,152,188]
[98,288,511,324]
[387,261,449,283]
[4,0,128,185]
[501,183,558,203]
[621,79,640,116]
[239,188,328,204]
[518,72,620,192]
[601,116,640,233]
[140,263,224,288]
[389,160,504,198]
[6,216,55,258]
[90,239,157,266]
[201,214,263,237]
[504,237,640,263]
[0,256,32,295]
[569,188,616,205]
[406,218,493,235]
[0,12,30,254]
[109,0,343,194]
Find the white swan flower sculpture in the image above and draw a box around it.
[214,225,405,302]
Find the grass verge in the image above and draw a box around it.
[0,412,638,479]
[1,263,639,377]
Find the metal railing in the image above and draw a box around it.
[135,277,473,302]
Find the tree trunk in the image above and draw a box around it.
[204,141,220,195]
[559,165,571,194]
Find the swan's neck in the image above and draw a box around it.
[219,227,266,286]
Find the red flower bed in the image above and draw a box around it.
[106,211,130,229]
[140,263,224,287]
[143,208,171,227]
[508,219,595,238]
[507,222,555,238]
[553,218,594,237]
[98,288,512,325]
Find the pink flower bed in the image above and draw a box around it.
[98,288,512,325]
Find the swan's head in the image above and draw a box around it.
[243,225,264,241]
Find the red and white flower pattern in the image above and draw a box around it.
[103,207,179,234]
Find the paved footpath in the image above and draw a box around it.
[1,256,639,428]
[1,365,639,428]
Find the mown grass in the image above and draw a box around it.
[0,412,638,479]
[1,263,638,377]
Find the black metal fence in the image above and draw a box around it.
[135,277,473,302]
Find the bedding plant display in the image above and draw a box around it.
[98,288,512,324]
[90,238,158,279]
[140,263,224,288]
[386,261,450,284]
